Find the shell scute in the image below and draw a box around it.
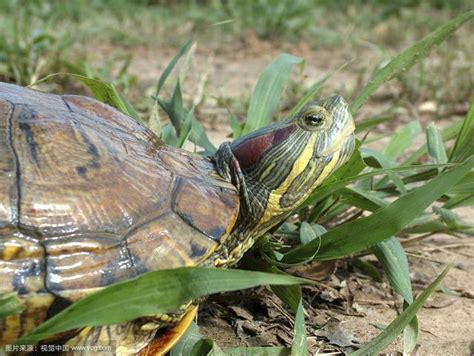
[125,212,219,273]
[44,235,136,298]
[172,177,239,242]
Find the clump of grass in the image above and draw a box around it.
[1,1,472,109]
[0,2,74,85]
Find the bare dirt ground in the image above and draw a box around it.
[94,39,473,355]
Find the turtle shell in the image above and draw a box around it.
[0,82,239,343]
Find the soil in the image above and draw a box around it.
[73,38,474,355]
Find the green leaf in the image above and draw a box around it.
[299,222,326,244]
[433,206,472,230]
[351,263,453,355]
[170,322,204,356]
[383,121,422,161]
[32,72,142,123]
[340,187,388,212]
[243,54,304,135]
[270,284,307,356]
[150,40,194,138]
[283,157,474,263]
[148,101,162,137]
[447,172,474,194]
[373,237,418,353]
[373,237,412,302]
[443,193,474,209]
[0,293,24,319]
[155,39,193,96]
[160,123,179,146]
[352,259,383,283]
[303,163,451,208]
[355,115,392,134]
[158,82,215,152]
[426,123,448,164]
[403,120,464,165]
[229,114,243,139]
[351,10,474,114]
[177,108,195,148]
[333,143,366,180]
[291,297,308,356]
[191,338,225,356]
[363,148,407,194]
[271,284,301,314]
[449,100,474,163]
[403,312,419,354]
[287,60,351,118]
[18,268,308,345]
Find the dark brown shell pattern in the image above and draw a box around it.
[0,82,239,343]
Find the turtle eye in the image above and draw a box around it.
[304,113,324,127]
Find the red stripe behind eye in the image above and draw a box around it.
[232,126,295,170]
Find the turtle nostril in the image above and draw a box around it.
[331,95,346,107]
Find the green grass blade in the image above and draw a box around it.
[350,263,453,356]
[32,72,143,123]
[158,83,215,152]
[383,121,422,161]
[340,187,388,212]
[155,39,193,96]
[177,109,195,148]
[403,312,419,354]
[229,114,243,139]
[287,60,351,118]
[148,101,162,137]
[0,293,24,319]
[447,172,474,194]
[269,282,307,355]
[17,268,308,345]
[373,238,413,302]
[352,259,383,283]
[303,163,451,208]
[284,157,474,263]
[291,297,308,356]
[299,222,318,244]
[333,142,366,180]
[350,10,474,114]
[403,120,463,165]
[355,115,392,134]
[433,206,472,230]
[170,322,203,356]
[443,193,474,209]
[427,123,448,164]
[364,148,407,194]
[191,339,225,356]
[271,284,301,314]
[449,100,474,163]
[160,123,179,146]
[373,237,418,353]
[243,54,303,135]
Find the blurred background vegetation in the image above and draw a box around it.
[0,0,472,127]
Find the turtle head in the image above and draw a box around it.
[215,95,355,236]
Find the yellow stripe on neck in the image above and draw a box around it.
[260,134,316,224]
[259,137,341,227]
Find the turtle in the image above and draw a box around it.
[0,81,355,354]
